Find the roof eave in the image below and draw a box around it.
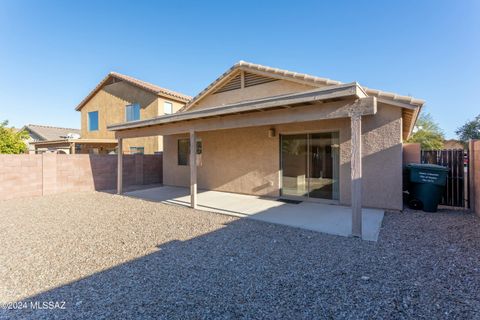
[405,104,423,140]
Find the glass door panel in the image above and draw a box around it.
[308,132,339,200]
[281,134,308,197]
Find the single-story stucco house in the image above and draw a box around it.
[108,61,424,236]
[20,124,81,154]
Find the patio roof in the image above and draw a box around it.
[108,82,366,132]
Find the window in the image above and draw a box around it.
[164,101,173,114]
[177,138,202,166]
[126,103,140,122]
[130,147,144,155]
[88,111,99,131]
[178,139,189,165]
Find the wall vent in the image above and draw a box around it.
[213,71,279,94]
[213,74,241,94]
[244,72,277,87]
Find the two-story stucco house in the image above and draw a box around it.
[75,72,191,154]
[34,72,191,154]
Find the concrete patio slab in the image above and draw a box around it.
[125,186,385,241]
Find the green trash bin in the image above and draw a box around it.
[406,163,449,212]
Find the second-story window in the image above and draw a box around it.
[126,103,140,122]
[164,101,173,114]
[88,111,99,131]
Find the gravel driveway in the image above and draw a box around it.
[0,192,479,319]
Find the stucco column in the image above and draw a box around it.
[190,130,197,209]
[351,114,362,237]
[117,138,123,195]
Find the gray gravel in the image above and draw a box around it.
[0,192,479,319]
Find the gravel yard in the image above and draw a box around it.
[0,192,479,319]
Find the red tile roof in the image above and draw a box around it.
[75,72,191,111]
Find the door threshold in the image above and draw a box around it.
[279,196,339,205]
[277,198,303,204]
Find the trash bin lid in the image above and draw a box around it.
[406,163,449,172]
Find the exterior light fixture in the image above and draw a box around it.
[268,128,276,138]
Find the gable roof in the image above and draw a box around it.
[75,72,192,111]
[181,61,424,112]
[21,124,81,141]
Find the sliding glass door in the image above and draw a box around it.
[281,132,339,200]
[280,134,308,197]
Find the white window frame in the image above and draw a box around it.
[164,101,173,114]
[125,103,140,122]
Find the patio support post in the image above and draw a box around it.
[190,129,197,209]
[117,138,123,195]
[468,139,475,212]
[350,114,362,237]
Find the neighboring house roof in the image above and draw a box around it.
[443,139,464,150]
[177,61,424,139]
[32,138,117,146]
[21,124,81,141]
[75,72,192,111]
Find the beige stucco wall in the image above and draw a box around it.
[191,79,319,111]
[163,102,403,210]
[403,143,421,165]
[80,80,185,154]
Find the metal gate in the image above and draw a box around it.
[421,149,469,207]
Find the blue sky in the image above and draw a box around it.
[0,0,478,138]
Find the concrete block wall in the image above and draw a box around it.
[143,154,163,185]
[0,155,43,200]
[0,154,162,201]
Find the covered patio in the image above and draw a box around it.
[124,186,385,241]
[110,83,376,238]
